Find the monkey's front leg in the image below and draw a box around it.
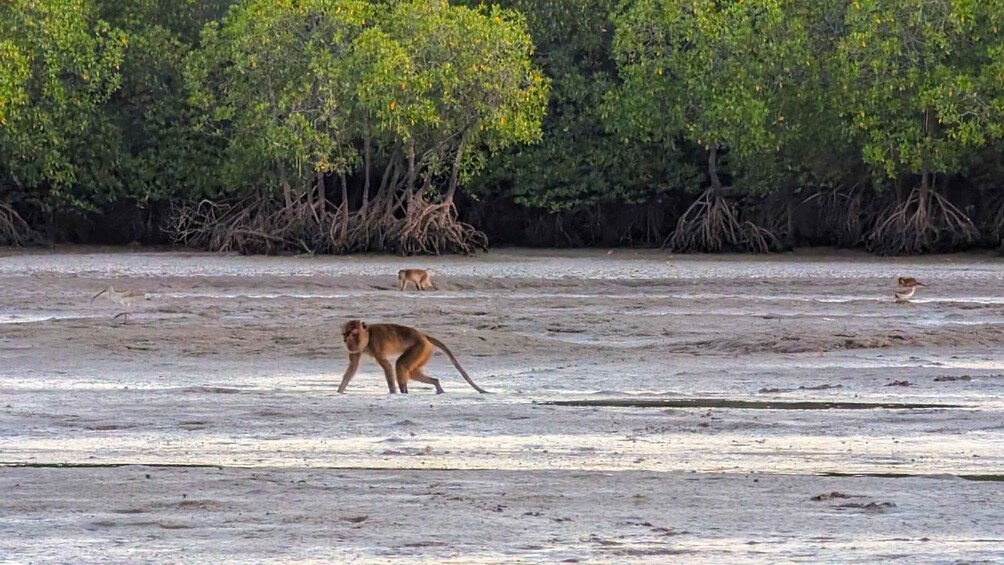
[337,353,361,393]
[375,356,398,393]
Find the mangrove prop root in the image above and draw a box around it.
[396,194,487,256]
[167,193,487,256]
[867,186,977,255]
[986,193,1004,248]
[665,188,779,253]
[0,202,38,246]
[802,186,876,247]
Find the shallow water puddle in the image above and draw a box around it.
[819,471,1004,482]
[3,462,1002,487]
[541,398,965,409]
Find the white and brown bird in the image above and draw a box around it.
[894,277,925,304]
[91,286,146,323]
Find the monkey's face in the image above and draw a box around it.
[342,320,369,354]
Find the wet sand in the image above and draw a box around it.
[1,248,1002,562]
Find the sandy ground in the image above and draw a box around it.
[1,247,1003,563]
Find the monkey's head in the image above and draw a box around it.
[342,320,369,354]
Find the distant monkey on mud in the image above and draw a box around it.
[338,320,488,394]
[897,277,925,288]
[398,268,436,291]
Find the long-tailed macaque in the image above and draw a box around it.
[398,269,436,291]
[338,320,488,394]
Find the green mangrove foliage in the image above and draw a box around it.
[1,0,1002,254]
[608,0,811,252]
[175,0,548,254]
[831,0,1004,254]
[467,0,695,238]
[0,0,124,241]
[96,0,234,211]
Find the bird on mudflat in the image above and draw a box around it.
[894,277,925,304]
[91,286,147,323]
[894,286,917,303]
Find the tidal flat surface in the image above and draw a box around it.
[1,248,1002,563]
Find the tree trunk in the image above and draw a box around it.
[919,108,931,205]
[707,145,722,192]
[277,161,293,208]
[362,128,372,210]
[920,107,930,210]
[266,79,293,209]
[340,173,349,241]
[919,164,930,227]
[406,140,417,195]
[785,184,795,237]
[444,132,468,205]
[377,158,396,202]
[317,172,326,211]
[306,172,316,211]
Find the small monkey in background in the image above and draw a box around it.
[398,269,436,291]
[338,320,488,394]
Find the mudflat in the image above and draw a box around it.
[1,248,1002,562]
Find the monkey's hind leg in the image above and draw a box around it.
[395,342,433,394]
[410,371,444,394]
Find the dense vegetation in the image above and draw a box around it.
[2,0,1003,254]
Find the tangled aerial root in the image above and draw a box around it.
[664,188,780,253]
[396,194,487,255]
[168,197,311,254]
[867,186,977,255]
[167,193,487,256]
[986,192,1004,250]
[802,185,876,247]
[0,202,38,246]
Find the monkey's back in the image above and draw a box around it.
[365,323,427,355]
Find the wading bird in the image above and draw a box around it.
[894,277,925,304]
[91,286,146,323]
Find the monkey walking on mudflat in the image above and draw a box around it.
[338,320,488,394]
[398,269,437,291]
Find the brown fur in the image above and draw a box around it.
[338,320,488,394]
[398,269,436,291]
[897,277,925,288]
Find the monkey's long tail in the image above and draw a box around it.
[427,336,490,394]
